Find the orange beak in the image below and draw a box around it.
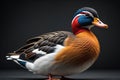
[92,17,108,29]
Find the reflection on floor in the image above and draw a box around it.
[0,70,120,80]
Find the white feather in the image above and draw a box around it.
[6,55,20,60]
[28,44,65,75]
[32,49,46,55]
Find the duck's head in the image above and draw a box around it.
[71,7,108,34]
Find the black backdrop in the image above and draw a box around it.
[1,0,120,70]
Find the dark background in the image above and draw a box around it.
[1,0,120,70]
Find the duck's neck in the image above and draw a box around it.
[72,27,89,35]
[71,16,89,35]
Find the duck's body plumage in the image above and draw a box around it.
[6,7,108,79]
[53,29,100,75]
[7,30,100,75]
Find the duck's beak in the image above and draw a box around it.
[92,17,108,29]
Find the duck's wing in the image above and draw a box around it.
[8,31,75,62]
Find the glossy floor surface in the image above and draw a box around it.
[0,70,120,80]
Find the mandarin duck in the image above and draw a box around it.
[6,7,108,80]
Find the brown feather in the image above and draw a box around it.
[55,30,100,67]
[9,31,74,60]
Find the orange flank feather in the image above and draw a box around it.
[55,29,100,68]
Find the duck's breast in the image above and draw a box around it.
[53,30,100,74]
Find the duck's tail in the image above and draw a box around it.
[6,52,34,71]
[6,53,29,69]
[6,52,20,60]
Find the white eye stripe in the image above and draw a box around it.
[82,11,94,18]
[72,13,85,24]
[72,11,94,24]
